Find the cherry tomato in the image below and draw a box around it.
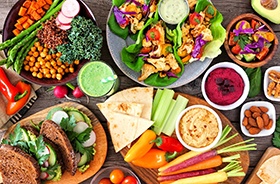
[146,28,160,41]
[231,43,241,55]
[189,12,203,27]
[99,178,112,184]
[109,169,125,184]
[121,176,138,184]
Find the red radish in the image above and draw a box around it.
[58,24,72,30]
[82,130,96,147]
[53,85,68,98]
[75,152,81,164]
[73,122,89,134]
[158,168,216,182]
[72,86,84,98]
[57,11,73,25]
[61,0,80,18]
[42,160,49,168]
[40,172,49,180]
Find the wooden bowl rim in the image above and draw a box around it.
[224,13,279,68]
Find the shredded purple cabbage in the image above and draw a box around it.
[233,21,254,36]
[240,35,269,54]
[192,34,207,58]
[138,53,149,57]
[256,25,269,32]
[166,71,178,78]
[113,6,129,26]
[126,0,142,6]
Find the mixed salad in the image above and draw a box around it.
[228,18,275,62]
[108,0,226,87]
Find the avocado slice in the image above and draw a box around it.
[243,53,256,62]
[251,0,280,24]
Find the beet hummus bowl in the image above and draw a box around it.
[201,62,250,110]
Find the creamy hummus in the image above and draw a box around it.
[205,68,244,105]
[179,107,219,148]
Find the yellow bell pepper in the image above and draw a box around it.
[124,129,156,162]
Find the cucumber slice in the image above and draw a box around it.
[67,110,85,122]
[73,122,89,134]
[78,153,88,167]
[51,110,69,125]
[45,143,57,166]
[46,107,64,120]
[20,128,30,142]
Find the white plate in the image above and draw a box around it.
[240,101,276,137]
[264,66,280,101]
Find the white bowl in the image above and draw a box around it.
[264,66,280,101]
[201,62,250,110]
[175,105,223,152]
[240,101,276,137]
[90,166,141,184]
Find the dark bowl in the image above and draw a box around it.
[2,0,96,86]
[224,13,279,68]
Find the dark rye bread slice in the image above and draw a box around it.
[0,144,41,184]
[40,120,77,175]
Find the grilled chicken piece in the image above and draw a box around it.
[166,54,181,74]
[138,64,158,81]
[147,57,170,71]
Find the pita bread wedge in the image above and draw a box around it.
[100,111,154,152]
[257,155,280,184]
[97,102,144,117]
[106,87,153,119]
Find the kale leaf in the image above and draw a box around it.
[57,16,103,63]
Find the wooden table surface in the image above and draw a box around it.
[1,0,280,184]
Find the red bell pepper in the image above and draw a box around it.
[256,46,269,60]
[0,67,27,102]
[154,135,184,152]
[228,32,237,46]
[6,81,31,115]
[231,43,241,55]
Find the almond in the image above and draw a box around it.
[242,117,248,126]
[264,119,273,130]
[244,110,252,118]
[248,117,257,127]
[256,116,264,129]
[249,127,261,135]
[246,124,252,130]
[249,106,261,113]
[252,112,261,119]
[259,106,269,113]
[262,113,270,126]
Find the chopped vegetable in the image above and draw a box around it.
[56,16,103,63]
[131,148,177,169]
[153,135,184,152]
[124,129,156,162]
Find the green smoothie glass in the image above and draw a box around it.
[77,61,119,97]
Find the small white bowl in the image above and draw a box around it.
[240,101,276,137]
[90,166,141,184]
[264,66,280,101]
[201,62,250,110]
[175,105,223,152]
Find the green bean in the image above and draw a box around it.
[0,0,65,50]
[14,38,38,73]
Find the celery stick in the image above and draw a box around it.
[153,99,176,135]
[152,88,174,130]
[162,95,189,136]
[152,89,163,117]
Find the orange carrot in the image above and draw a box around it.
[22,0,32,8]
[14,22,23,30]
[22,22,30,29]
[26,18,34,25]
[37,0,47,7]
[12,29,21,36]
[45,0,52,5]
[36,8,44,14]
[18,6,27,16]
[31,11,41,20]
[17,15,28,24]
[160,181,175,184]
[42,4,50,10]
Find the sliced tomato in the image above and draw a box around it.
[251,19,261,30]
[231,44,241,55]
[146,28,160,41]
[228,32,237,46]
[256,46,269,60]
[189,12,203,27]
[140,47,152,54]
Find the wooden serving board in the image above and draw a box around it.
[4,102,107,184]
[120,92,250,184]
[245,147,280,184]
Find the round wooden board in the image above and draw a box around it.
[120,92,250,184]
[5,102,107,184]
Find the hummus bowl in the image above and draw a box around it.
[175,105,222,152]
[201,62,250,110]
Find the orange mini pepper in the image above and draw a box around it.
[6,81,31,115]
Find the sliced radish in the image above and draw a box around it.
[75,152,81,165]
[61,0,80,18]
[41,146,50,155]
[82,130,96,147]
[51,110,69,125]
[57,11,73,25]
[40,172,49,180]
[73,122,89,134]
[42,160,50,168]
[58,24,72,30]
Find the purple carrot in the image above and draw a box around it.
[158,168,216,182]
[162,150,217,173]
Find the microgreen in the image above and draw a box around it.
[234,34,250,49]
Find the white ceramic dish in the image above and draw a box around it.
[90,166,141,184]
[201,62,250,110]
[240,101,276,137]
[264,66,280,101]
[175,105,222,152]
